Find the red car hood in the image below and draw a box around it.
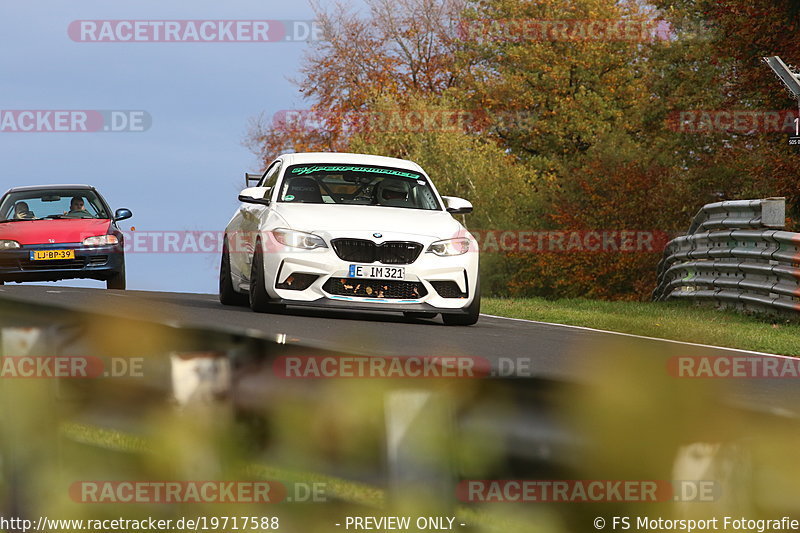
[0,219,111,245]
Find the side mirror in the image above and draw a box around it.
[238,187,271,206]
[114,208,133,221]
[245,172,262,186]
[442,196,473,215]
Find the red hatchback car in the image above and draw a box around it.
[0,185,132,289]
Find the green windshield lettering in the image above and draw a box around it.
[291,165,420,179]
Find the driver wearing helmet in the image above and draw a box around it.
[375,180,411,207]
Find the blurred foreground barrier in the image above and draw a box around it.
[653,197,800,317]
[4,290,800,528]
[0,293,580,528]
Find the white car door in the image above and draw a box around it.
[231,160,282,284]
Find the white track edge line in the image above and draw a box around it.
[480,314,792,359]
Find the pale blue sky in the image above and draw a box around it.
[0,0,338,293]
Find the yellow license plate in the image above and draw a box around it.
[30,249,75,261]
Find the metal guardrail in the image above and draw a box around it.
[653,197,800,315]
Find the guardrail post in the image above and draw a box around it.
[170,351,232,409]
[167,351,233,479]
[761,197,786,228]
[384,389,455,517]
[0,327,59,523]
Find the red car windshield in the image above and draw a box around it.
[0,190,109,221]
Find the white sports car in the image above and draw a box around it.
[220,152,480,325]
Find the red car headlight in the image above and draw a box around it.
[0,240,21,250]
[82,235,119,246]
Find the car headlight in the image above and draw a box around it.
[427,238,471,256]
[272,228,328,250]
[82,235,119,246]
[0,240,20,250]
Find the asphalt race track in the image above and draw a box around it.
[0,284,797,418]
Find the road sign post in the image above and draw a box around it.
[763,56,800,145]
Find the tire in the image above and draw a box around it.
[106,263,126,290]
[219,240,248,306]
[249,241,285,314]
[442,278,480,326]
[403,312,438,320]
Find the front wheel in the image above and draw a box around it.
[249,242,285,314]
[219,240,248,306]
[442,278,480,326]
[106,264,126,290]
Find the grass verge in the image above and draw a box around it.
[482,298,800,356]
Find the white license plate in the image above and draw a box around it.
[348,264,405,280]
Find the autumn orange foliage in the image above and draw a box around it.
[247,0,800,300]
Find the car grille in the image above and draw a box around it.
[323,278,428,299]
[430,280,468,299]
[331,239,423,265]
[20,259,87,270]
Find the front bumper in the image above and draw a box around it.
[0,243,124,283]
[272,298,473,316]
[260,235,479,314]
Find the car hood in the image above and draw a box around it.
[0,219,111,245]
[273,204,463,239]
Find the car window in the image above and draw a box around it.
[259,161,282,189]
[0,190,109,221]
[278,164,442,211]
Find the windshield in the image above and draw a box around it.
[0,189,109,221]
[278,164,442,211]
